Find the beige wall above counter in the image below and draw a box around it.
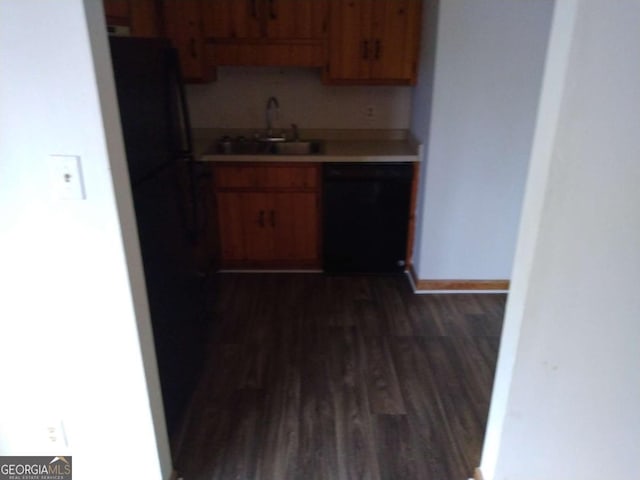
[187,67,413,130]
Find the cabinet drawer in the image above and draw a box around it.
[214,164,319,190]
[214,165,260,188]
[262,165,318,189]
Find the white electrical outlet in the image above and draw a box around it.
[48,154,86,200]
[45,420,68,447]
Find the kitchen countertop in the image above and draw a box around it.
[193,128,421,163]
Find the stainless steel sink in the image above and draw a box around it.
[213,137,324,156]
[272,141,324,155]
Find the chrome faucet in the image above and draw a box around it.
[266,96,280,136]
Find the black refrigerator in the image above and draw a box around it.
[109,36,207,441]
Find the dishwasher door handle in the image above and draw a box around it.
[324,163,413,181]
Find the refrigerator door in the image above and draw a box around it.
[169,47,194,161]
[108,36,206,440]
[109,36,189,184]
[131,162,206,436]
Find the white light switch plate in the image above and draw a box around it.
[48,154,86,200]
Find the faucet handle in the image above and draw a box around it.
[291,123,299,141]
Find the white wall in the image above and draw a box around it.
[0,1,170,478]
[408,0,439,274]
[187,67,413,130]
[410,0,553,280]
[481,1,640,479]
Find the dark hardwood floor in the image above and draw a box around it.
[176,273,505,480]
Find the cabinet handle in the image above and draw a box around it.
[374,39,381,60]
[268,0,277,19]
[362,40,369,60]
[270,210,276,227]
[249,0,258,18]
[189,38,197,59]
[258,210,265,227]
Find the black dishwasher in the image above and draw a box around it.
[323,163,413,273]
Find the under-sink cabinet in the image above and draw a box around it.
[213,163,321,268]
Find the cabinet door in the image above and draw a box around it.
[214,166,320,267]
[104,0,130,23]
[216,192,246,261]
[265,0,326,40]
[202,0,263,39]
[241,193,275,262]
[272,193,319,262]
[104,0,159,37]
[217,192,274,262]
[163,0,210,82]
[370,0,421,81]
[129,0,160,37]
[327,0,372,81]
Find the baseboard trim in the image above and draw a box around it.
[474,467,484,480]
[408,265,509,292]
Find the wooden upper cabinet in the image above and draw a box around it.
[370,0,421,80]
[201,0,327,67]
[104,0,130,23]
[129,0,161,37]
[103,0,212,82]
[202,0,263,39]
[163,0,213,82]
[264,0,327,40]
[327,0,372,81]
[326,0,422,85]
[202,0,325,40]
[103,0,160,37]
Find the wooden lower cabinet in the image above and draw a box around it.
[214,164,320,268]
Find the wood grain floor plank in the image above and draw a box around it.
[372,277,415,336]
[255,365,301,480]
[327,327,381,480]
[175,274,506,480]
[387,336,467,479]
[363,335,407,414]
[419,338,482,473]
[374,414,421,480]
[296,341,340,480]
[217,388,264,480]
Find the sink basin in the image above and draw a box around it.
[272,141,324,155]
[213,137,324,156]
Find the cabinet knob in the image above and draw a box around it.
[258,210,265,227]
